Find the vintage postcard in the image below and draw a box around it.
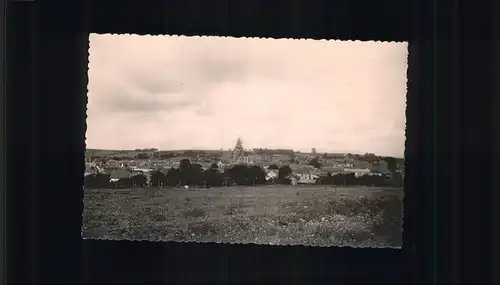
[84,34,407,248]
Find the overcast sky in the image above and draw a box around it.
[87,34,408,157]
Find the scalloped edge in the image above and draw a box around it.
[81,235,402,249]
[89,33,408,44]
[81,33,407,249]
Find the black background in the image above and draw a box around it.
[5,0,493,283]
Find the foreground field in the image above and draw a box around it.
[82,185,403,247]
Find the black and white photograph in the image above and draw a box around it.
[83,34,407,248]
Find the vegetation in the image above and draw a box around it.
[84,150,404,189]
[308,158,322,169]
[319,173,403,188]
[82,186,403,247]
[84,164,403,189]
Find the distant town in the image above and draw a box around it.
[84,137,405,189]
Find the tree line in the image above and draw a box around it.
[318,172,403,188]
[84,159,403,189]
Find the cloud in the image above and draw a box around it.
[102,94,194,113]
[87,35,408,157]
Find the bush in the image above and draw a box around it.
[84,173,112,189]
[225,165,267,186]
[320,173,401,188]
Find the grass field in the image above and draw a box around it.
[82,185,403,247]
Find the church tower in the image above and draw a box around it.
[233,137,244,161]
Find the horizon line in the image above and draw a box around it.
[85,147,404,158]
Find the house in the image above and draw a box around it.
[130,169,144,175]
[109,169,130,182]
[296,173,320,184]
[371,160,389,174]
[196,157,211,164]
[265,169,279,181]
[235,156,251,164]
[200,162,213,170]
[131,167,152,173]
[286,174,300,185]
[343,168,371,177]
[318,166,345,176]
[106,159,120,168]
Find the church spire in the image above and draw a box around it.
[233,137,244,161]
[234,137,244,151]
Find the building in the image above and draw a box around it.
[265,169,279,181]
[233,137,244,160]
[371,160,389,174]
[343,168,371,177]
[318,166,345,176]
[297,173,320,184]
[236,156,251,164]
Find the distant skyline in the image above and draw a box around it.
[86,138,404,158]
[87,35,408,157]
[86,147,404,159]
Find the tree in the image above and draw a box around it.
[190,164,204,186]
[268,164,279,170]
[204,168,223,187]
[360,153,378,163]
[210,162,219,169]
[278,165,293,184]
[384,156,398,173]
[165,168,180,187]
[84,173,111,189]
[135,152,150,159]
[179,159,192,171]
[191,163,203,172]
[179,159,192,185]
[226,165,249,185]
[115,177,133,188]
[222,172,233,186]
[248,165,267,186]
[391,172,403,187]
[308,158,322,169]
[131,174,147,188]
[150,170,167,188]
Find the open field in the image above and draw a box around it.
[82,185,403,247]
